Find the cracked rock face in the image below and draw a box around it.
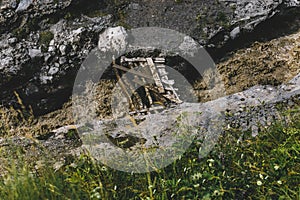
[121,0,300,58]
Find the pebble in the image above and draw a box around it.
[8,37,17,44]
[44,53,51,62]
[59,57,67,64]
[48,67,59,75]
[127,3,142,11]
[49,39,55,46]
[59,45,66,55]
[48,46,55,52]
[230,26,240,39]
[28,48,42,59]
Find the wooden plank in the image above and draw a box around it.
[154,58,165,63]
[156,64,166,68]
[129,106,165,115]
[147,58,165,93]
[112,62,134,111]
[161,78,175,85]
[158,68,168,76]
[165,86,178,91]
[113,64,154,80]
[138,62,152,78]
[163,94,182,104]
[122,74,144,111]
[122,57,147,62]
[134,62,153,106]
[122,57,165,63]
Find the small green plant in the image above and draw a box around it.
[0,106,19,136]
[39,31,54,52]
[63,12,73,20]
[12,27,29,40]
[86,10,107,18]
[117,10,131,29]
[195,13,203,22]
[216,12,228,22]
[12,18,40,39]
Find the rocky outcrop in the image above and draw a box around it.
[73,72,300,160]
[0,0,72,34]
[121,0,300,59]
[0,0,112,115]
[0,72,299,169]
[0,0,299,115]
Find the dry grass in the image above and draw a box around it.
[216,30,300,94]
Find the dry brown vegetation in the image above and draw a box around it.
[216,30,300,94]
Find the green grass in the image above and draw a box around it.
[0,107,299,199]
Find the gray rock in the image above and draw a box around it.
[230,26,240,39]
[59,45,66,55]
[48,67,59,75]
[0,57,13,68]
[48,45,55,52]
[127,3,142,11]
[16,0,33,12]
[8,37,17,44]
[178,36,200,57]
[25,83,39,95]
[40,75,53,84]
[1,0,18,10]
[59,57,67,65]
[98,26,128,54]
[121,0,300,55]
[28,48,42,59]
[289,73,300,85]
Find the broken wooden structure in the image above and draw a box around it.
[112,56,182,119]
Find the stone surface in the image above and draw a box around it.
[0,0,299,115]
[15,0,33,12]
[72,72,300,156]
[98,26,128,53]
[120,0,300,58]
[0,12,112,115]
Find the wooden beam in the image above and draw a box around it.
[147,58,165,93]
[113,64,154,80]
